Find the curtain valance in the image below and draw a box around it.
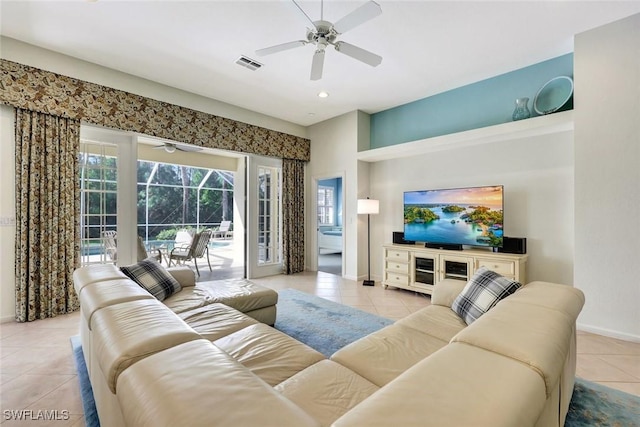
[0,59,310,161]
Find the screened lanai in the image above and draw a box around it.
[78,139,243,279]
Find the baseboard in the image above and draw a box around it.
[1,314,15,323]
[577,322,640,343]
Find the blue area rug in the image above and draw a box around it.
[274,288,394,357]
[71,289,640,426]
[566,378,640,426]
[70,336,100,427]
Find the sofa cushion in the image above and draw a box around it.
[73,264,128,295]
[330,323,448,387]
[80,279,155,330]
[451,267,521,324]
[451,282,584,397]
[332,342,547,427]
[395,304,467,342]
[214,323,325,386]
[166,266,196,287]
[178,303,259,341]
[430,278,468,308]
[163,278,278,315]
[91,299,200,393]
[275,360,379,427]
[117,339,320,427]
[121,258,182,301]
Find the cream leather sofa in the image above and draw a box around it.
[73,264,584,427]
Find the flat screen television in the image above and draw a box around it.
[404,185,504,248]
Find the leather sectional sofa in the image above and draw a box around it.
[73,263,584,427]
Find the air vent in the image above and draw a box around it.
[235,56,263,71]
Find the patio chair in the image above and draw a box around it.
[174,228,193,246]
[168,229,213,276]
[137,236,162,263]
[102,230,118,263]
[213,221,232,239]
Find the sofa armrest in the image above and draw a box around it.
[431,279,467,308]
[167,266,196,287]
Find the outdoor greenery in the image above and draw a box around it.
[80,154,233,240]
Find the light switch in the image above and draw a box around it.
[0,217,16,226]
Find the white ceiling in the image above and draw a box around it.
[2,1,640,127]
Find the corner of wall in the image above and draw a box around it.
[0,104,16,322]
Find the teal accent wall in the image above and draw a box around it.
[370,54,573,149]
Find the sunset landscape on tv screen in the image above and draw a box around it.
[403,186,504,248]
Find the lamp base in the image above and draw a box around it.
[362,279,375,287]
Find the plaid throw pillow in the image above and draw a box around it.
[451,267,522,325]
[121,258,182,301]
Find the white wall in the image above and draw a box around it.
[574,14,640,341]
[368,132,575,285]
[0,104,15,321]
[307,111,364,280]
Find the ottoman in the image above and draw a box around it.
[163,278,278,325]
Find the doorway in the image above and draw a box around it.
[317,176,343,275]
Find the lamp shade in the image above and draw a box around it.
[357,199,379,215]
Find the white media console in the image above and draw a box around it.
[382,243,528,295]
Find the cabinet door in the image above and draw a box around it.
[438,255,472,282]
[414,255,435,285]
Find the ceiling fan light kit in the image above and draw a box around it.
[255,0,382,80]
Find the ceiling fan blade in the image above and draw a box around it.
[176,144,203,152]
[310,49,325,81]
[256,40,307,56]
[333,1,382,34]
[334,41,382,67]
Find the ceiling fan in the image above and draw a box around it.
[153,142,203,153]
[255,0,382,80]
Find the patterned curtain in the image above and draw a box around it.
[15,108,80,322]
[282,159,305,274]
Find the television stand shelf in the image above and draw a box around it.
[382,244,528,295]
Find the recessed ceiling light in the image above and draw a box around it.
[308,113,315,116]
[318,91,329,98]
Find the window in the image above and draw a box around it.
[257,166,281,265]
[318,185,335,226]
[137,161,234,241]
[79,150,235,266]
[79,141,118,266]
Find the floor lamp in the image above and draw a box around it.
[357,197,379,286]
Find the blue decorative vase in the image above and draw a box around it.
[512,97,531,121]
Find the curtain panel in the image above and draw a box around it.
[282,159,305,274]
[15,108,81,322]
[0,59,310,162]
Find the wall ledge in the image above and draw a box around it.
[358,110,573,162]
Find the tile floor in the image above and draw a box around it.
[1,271,639,426]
